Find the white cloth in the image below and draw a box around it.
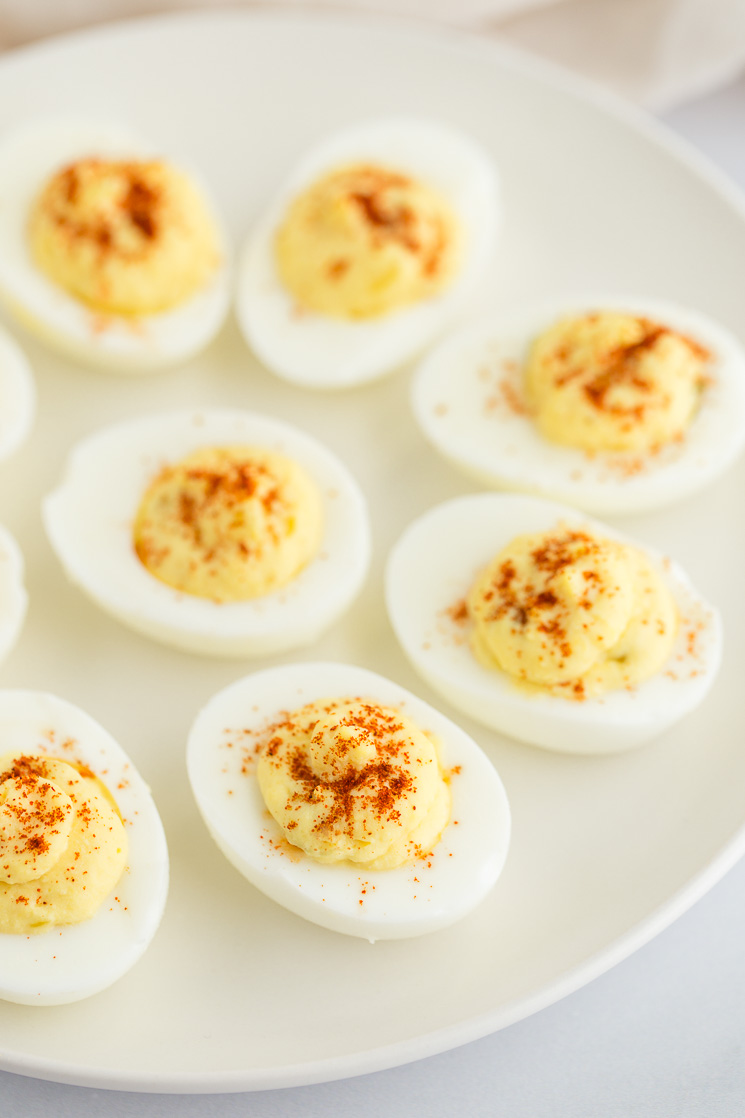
[0,0,743,109]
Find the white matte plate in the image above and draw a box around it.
[0,8,744,1095]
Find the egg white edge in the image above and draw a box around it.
[186,660,511,942]
[412,294,745,515]
[236,116,501,388]
[0,117,231,373]
[385,492,722,755]
[0,690,169,1006]
[41,408,372,657]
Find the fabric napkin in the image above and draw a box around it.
[0,0,742,110]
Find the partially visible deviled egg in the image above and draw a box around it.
[0,522,28,665]
[0,690,168,1006]
[0,118,230,372]
[236,117,500,388]
[413,296,745,514]
[0,326,35,461]
[187,661,511,941]
[386,493,721,754]
[43,409,370,657]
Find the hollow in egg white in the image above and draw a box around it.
[0,118,231,372]
[0,690,168,1006]
[385,493,722,754]
[412,295,745,514]
[186,662,511,941]
[236,117,501,388]
[42,409,371,657]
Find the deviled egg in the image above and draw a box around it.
[237,117,500,388]
[386,493,721,754]
[412,295,745,514]
[0,690,168,1005]
[187,661,511,941]
[0,118,230,372]
[43,409,370,657]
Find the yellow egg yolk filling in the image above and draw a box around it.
[524,312,710,453]
[467,527,677,700]
[28,156,220,315]
[0,753,127,935]
[133,445,323,603]
[275,163,460,319]
[257,699,451,870]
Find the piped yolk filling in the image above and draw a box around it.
[133,445,323,603]
[275,162,460,319]
[0,753,127,935]
[467,527,677,700]
[257,698,451,869]
[524,312,711,453]
[29,156,220,315]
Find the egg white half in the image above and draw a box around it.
[386,493,722,754]
[412,295,745,515]
[236,117,500,388]
[187,661,511,941]
[0,690,169,1006]
[0,118,231,373]
[0,522,27,664]
[42,409,371,657]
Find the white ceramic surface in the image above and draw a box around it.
[0,8,744,1095]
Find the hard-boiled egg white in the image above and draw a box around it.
[0,690,168,1006]
[0,522,27,665]
[186,661,511,941]
[386,493,721,754]
[236,117,500,388]
[42,409,370,657]
[0,325,35,461]
[412,295,745,515]
[0,118,231,373]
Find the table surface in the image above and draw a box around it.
[3,56,745,1118]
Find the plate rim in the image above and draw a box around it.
[5,822,744,1095]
